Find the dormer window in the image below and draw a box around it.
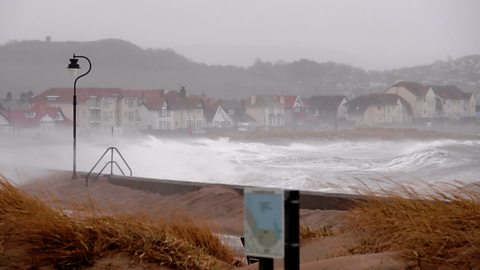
[25,112,36,118]
[47,96,59,101]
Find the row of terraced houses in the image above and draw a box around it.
[0,81,477,135]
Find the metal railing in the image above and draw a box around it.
[85,147,132,187]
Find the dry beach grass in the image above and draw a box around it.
[0,177,238,269]
[1,170,480,269]
[347,184,480,269]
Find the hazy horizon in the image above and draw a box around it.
[1,0,479,70]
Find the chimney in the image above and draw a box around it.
[180,86,186,98]
[251,95,256,105]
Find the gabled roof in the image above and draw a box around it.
[347,93,412,115]
[31,88,124,103]
[125,89,166,110]
[230,109,255,123]
[272,95,301,109]
[7,104,70,127]
[203,105,218,122]
[163,91,203,110]
[309,95,346,110]
[428,85,472,100]
[164,91,188,110]
[187,95,204,109]
[0,110,8,123]
[391,81,429,97]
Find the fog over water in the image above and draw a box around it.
[1,135,479,193]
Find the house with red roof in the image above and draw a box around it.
[272,95,305,126]
[245,95,285,130]
[31,88,141,134]
[129,89,166,130]
[346,93,412,126]
[138,87,206,132]
[5,104,69,134]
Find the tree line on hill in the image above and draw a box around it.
[1,38,479,100]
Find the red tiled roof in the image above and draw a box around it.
[7,104,70,127]
[162,91,203,110]
[31,88,124,103]
[272,95,300,109]
[125,89,166,110]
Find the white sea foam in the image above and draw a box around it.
[1,135,479,192]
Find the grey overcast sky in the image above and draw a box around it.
[1,0,479,70]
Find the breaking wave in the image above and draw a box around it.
[1,135,480,193]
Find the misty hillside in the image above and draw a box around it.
[1,39,479,99]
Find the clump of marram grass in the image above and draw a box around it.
[0,176,238,269]
[300,225,333,241]
[347,183,480,269]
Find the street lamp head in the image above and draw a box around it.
[67,56,81,77]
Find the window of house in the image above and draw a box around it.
[25,112,36,118]
[128,112,134,121]
[47,96,58,101]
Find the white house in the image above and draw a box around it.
[132,89,168,131]
[385,81,476,120]
[272,95,305,126]
[429,85,476,119]
[7,104,69,135]
[245,95,285,130]
[346,93,412,126]
[204,104,234,129]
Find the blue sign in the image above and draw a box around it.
[244,188,284,258]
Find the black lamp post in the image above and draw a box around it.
[67,54,91,179]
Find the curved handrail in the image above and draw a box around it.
[111,148,132,177]
[94,161,126,180]
[85,147,132,187]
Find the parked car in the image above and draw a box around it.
[238,123,255,132]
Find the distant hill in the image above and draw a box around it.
[1,39,479,99]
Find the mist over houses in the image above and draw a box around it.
[0,81,477,136]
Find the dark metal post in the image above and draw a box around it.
[284,190,300,270]
[110,148,114,175]
[258,258,274,270]
[72,82,77,179]
[69,54,91,180]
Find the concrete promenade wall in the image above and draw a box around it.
[107,175,363,210]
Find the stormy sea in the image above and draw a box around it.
[1,135,480,193]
